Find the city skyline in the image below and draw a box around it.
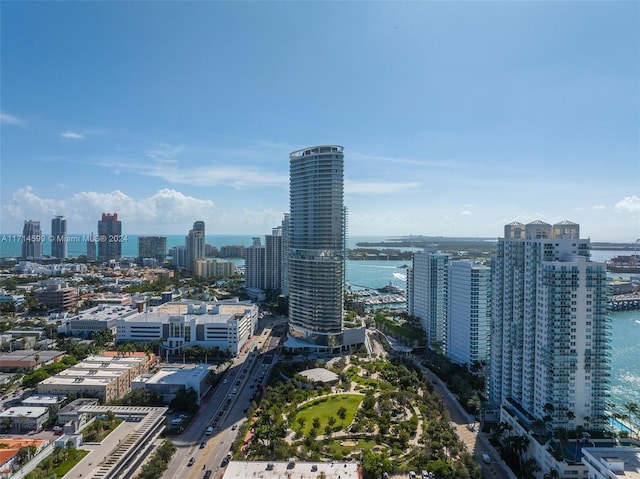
[1,2,639,241]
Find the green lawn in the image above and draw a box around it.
[295,394,363,435]
[54,449,89,477]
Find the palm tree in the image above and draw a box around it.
[553,427,569,458]
[511,434,530,469]
[543,403,555,419]
[566,410,575,430]
[624,402,639,429]
[522,457,540,478]
[531,419,546,438]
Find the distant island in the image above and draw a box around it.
[352,237,639,262]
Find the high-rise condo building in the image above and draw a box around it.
[138,236,167,264]
[489,220,609,432]
[185,221,205,273]
[447,260,491,367]
[244,237,266,290]
[281,214,290,296]
[169,245,186,269]
[51,215,67,259]
[21,220,43,259]
[265,226,283,291]
[192,221,205,236]
[97,213,122,262]
[407,251,450,349]
[86,234,97,262]
[287,145,346,350]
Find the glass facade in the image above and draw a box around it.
[288,146,345,348]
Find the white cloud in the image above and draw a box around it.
[164,165,288,188]
[349,152,465,169]
[592,205,606,210]
[146,143,183,162]
[0,112,26,126]
[61,131,85,139]
[346,180,420,194]
[2,187,65,221]
[91,144,288,188]
[461,210,472,215]
[614,195,640,213]
[2,187,216,233]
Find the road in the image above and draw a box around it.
[162,317,282,479]
[409,359,516,479]
[367,332,514,479]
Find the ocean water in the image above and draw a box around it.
[0,234,389,258]
[608,310,640,409]
[0,234,638,409]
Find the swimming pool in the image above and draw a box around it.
[609,417,633,434]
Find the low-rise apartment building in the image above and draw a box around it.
[0,407,49,433]
[37,352,151,402]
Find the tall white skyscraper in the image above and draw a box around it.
[287,145,346,350]
[185,221,205,273]
[447,260,491,367]
[244,237,266,290]
[489,220,609,431]
[169,245,186,269]
[407,251,450,349]
[51,215,67,259]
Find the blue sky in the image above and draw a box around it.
[1,1,638,241]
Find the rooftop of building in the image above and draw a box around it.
[40,375,113,386]
[222,460,358,479]
[0,406,49,418]
[119,300,256,325]
[21,395,66,405]
[582,446,640,478]
[65,363,136,373]
[299,368,340,384]
[136,365,210,386]
[57,368,127,378]
[58,398,99,415]
[0,349,64,362]
[81,353,147,364]
[68,303,139,322]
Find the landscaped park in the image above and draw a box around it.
[236,355,482,479]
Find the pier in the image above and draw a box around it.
[609,294,640,311]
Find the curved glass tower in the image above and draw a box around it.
[288,145,346,349]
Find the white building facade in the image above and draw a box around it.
[490,220,610,432]
[407,251,450,349]
[447,260,491,367]
[244,237,266,290]
[115,300,258,356]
